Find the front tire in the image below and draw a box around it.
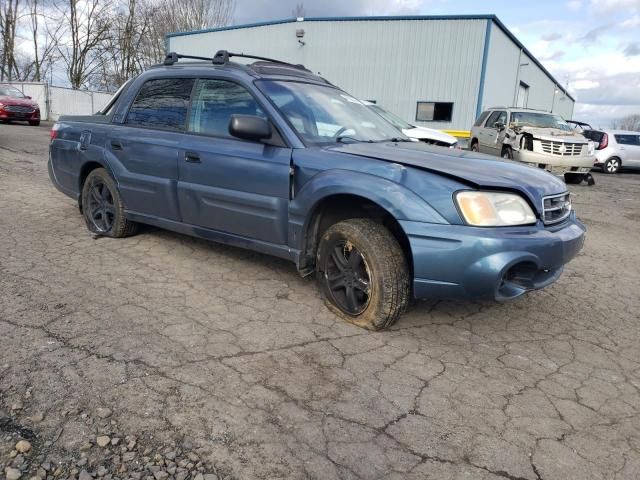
[470,140,479,152]
[501,146,513,159]
[316,219,409,330]
[603,157,620,174]
[81,168,138,237]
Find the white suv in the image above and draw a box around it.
[470,108,596,184]
[583,129,640,174]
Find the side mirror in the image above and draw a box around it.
[229,115,271,142]
[494,121,505,130]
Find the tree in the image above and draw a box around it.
[613,114,640,131]
[54,0,112,89]
[0,0,20,81]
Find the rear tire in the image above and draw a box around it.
[81,168,138,238]
[501,146,513,159]
[564,173,584,184]
[316,219,409,330]
[603,157,620,174]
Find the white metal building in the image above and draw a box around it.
[166,15,575,133]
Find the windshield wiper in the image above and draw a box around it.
[373,137,413,143]
[336,136,371,144]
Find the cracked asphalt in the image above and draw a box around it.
[1,122,639,480]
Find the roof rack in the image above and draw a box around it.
[163,50,310,72]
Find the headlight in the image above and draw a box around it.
[455,191,536,226]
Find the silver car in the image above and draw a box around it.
[470,107,596,184]
[583,129,640,174]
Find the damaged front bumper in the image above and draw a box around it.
[514,150,594,174]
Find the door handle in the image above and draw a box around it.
[184,151,201,163]
[110,140,123,150]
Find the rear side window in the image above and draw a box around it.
[126,78,195,130]
[614,134,640,146]
[188,79,265,137]
[485,111,507,129]
[474,110,490,127]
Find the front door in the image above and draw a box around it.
[177,78,291,245]
[108,77,195,221]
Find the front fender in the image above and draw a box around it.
[289,169,448,253]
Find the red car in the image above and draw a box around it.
[0,85,41,126]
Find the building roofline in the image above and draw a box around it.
[165,14,574,102]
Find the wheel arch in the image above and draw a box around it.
[296,193,414,281]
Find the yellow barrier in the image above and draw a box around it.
[442,130,471,138]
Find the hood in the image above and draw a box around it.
[518,126,588,143]
[0,95,38,107]
[403,126,457,145]
[329,141,567,207]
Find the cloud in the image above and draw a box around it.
[232,0,429,24]
[621,15,640,28]
[589,0,640,15]
[541,32,562,41]
[624,42,640,56]
[567,0,583,10]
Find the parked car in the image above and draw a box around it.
[0,85,41,126]
[582,129,640,174]
[362,101,459,148]
[470,107,595,184]
[48,51,586,330]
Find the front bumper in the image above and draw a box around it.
[514,150,594,174]
[0,109,40,121]
[401,212,586,301]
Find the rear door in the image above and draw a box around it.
[615,134,640,167]
[107,77,195,221]
[177,77,292,245]
[478,110,507,155]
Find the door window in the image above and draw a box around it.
[188,79,266,137]
[484,111,507,129]
[614,134,640,146]
[126,78,195,130]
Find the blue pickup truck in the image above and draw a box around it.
[48,51,586,330]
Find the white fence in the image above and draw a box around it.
[5,82,113,121]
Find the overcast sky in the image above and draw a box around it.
[231,0,640,127]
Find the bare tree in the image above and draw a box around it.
[613,113,640,131]
[0,0,21,80]
[25,0,62,82]
[143,0,235,63]
[54,0,111,89]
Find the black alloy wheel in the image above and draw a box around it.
[85,178,116,233]
[323,240,372,315]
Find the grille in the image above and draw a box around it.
[5,105,34,113]
[543,192,572,224]
[539,140,584,156]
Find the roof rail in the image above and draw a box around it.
[163,50,310,72]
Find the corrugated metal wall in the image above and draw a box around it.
[169,18,487,130]
[482,24,574,120]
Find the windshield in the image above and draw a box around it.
[0,86,25,98]
[369,105,413,130]
[510,112,572,131]
[256,80,408,145]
